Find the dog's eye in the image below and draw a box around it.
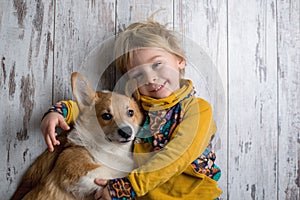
[101,113,113,120]
[127,110,134,117]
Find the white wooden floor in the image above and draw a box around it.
[0,1,299,199]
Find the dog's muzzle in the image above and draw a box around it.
[118,126,133,140]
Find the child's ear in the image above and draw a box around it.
[178,57,186,69]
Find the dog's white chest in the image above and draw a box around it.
[67,133,134,197]
[71,165,129,197]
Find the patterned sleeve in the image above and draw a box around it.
[42,101,69,119]
[42,100,79,124]
[191,148,221,181]
[108,177,136,200]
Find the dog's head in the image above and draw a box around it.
[70,72,144,146]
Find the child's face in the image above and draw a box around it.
[126,48,185,99]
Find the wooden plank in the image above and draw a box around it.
[174,0,228,198]
[228,1,278,199]
[54,0,116,101]
[0,0,54,198]
[277,0,300,199]
[116,0,173,31]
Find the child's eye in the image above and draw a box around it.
[152,62,161,69]
[132,73,143,80]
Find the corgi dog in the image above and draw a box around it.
[11,72,144,200]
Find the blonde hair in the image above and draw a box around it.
[114,21,185,75]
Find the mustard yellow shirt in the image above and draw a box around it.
[128,79,222,199]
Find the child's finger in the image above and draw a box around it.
[49,132,60,148]
[94,188,103,200]
[46,123,60,146]
[100,187,112,200]
[59,119,70,131]
[94,178,108,187]
[94,185,111,200]
[45,135,54,152]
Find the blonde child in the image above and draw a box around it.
[40,21,222,200]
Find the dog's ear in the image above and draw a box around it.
[71,72,97,107]
[125,79,140,101]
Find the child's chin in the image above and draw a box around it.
[155,92,172,99]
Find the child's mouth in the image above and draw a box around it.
[150,82,166,92]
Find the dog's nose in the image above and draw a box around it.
[118,127,132,139]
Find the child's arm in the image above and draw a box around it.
[128,98,216,196]
[40,100,79,152]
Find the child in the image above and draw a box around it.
[40,21,222,200]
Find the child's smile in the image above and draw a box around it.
[148,81,166,93]
[126,48,185,99]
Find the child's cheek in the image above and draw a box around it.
[138,86,147,96]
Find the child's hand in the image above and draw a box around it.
[94,179,111,200]
[40,112,70,152]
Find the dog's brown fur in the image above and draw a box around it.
[11,72,143,200]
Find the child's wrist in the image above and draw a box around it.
[42,102,68,120]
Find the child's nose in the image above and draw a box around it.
[144,73,157,85]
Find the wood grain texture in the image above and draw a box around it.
[116,0,173,31]
[277,0,300,199]
[228,0,278,199]
[54,0,116,101]
[0,0,54,199]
